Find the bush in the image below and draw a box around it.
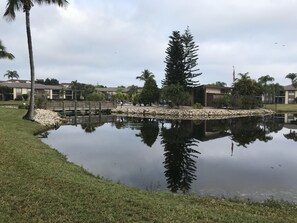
[35,95,47,109]
[132,94,141,106]
[192,103,202,109]
[18,103,29,109]
[161,84,192,107]
[15,95,23,101]
[22,94,29,101]
[86,92,105,101]
[213,95,231,108]
[241,95,261,109]
[231,95,261,109]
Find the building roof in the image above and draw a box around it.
[0,82,63,90]
[198,84,232,90]
[96,87,129,93]
[283,85,297,91]
[3,79,31,83]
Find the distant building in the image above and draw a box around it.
[0,80,73,100]
[95,87,129,100]
[194,85,231,107]
[283,85,297,104]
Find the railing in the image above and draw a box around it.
[46,100,116,114]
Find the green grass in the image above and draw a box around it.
[0,100,24,107]
[264,104,297,112]
[1,107,297,223]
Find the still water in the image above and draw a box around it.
[42,114,297,203]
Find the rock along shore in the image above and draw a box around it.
[111,106,275,120]
[34,109,66,127]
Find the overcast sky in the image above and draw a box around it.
[1,0,296,87]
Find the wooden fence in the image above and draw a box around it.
[46,101,116,115]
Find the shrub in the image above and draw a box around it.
[15,95,23,101]
[86,92,105,101]
[161,84,192,107]
[213,95,231,108]
[18,103,29,109]
[22,94,29,101]
[35,95,47,109]
[192,103,202,109]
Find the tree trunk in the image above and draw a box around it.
[23,9,35,121]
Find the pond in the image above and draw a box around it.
[41,113,297,203]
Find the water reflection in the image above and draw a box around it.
[42,113,297,202]
[160,120,200,193]
[284,130,297,142]
[229,117,273,147]
[135,119,159,147]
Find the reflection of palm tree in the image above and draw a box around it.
[80,115,103,133]
[230,117,273,148]
[284,130,297,142]
[136,118,159,147]
[161,120,200,193]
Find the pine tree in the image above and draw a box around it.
[182,27,201,87]
[163,31,187,88]
[163,28,201,89]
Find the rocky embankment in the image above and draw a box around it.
[33,109,66,127]
[112,106,275,120]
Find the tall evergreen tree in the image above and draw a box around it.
[182,27,201,87]
[163,31,187,88]
[163,28,201,90]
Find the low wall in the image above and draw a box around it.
[111,106,275,120]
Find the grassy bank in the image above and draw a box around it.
[264,104,297,112]
[0,100,24,106]
[1,108,297,223]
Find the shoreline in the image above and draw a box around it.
[111,106,275,120]
[2,107,297,222]
[33,106,275,127]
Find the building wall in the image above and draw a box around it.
[13,88,29,99]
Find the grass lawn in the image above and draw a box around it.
[1,107,297,223]
[264,104,297,112]
[0,100,24,107]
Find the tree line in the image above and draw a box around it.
[1,0,297,118]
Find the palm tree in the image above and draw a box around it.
[3,0,68,120]
[0,40,15,60]
[285,73,297,88]
[258,75,275,103]
[4,70,19,80]
[238,72,251,81]
[212,81,227,87]
[136,69,155,82]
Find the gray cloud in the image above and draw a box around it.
[1,0,296,87]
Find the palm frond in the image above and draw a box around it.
[34,0,69,7]
[3,0,23,21]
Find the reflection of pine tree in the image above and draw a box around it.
[136,119,159,147]
[161,120,200,193]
